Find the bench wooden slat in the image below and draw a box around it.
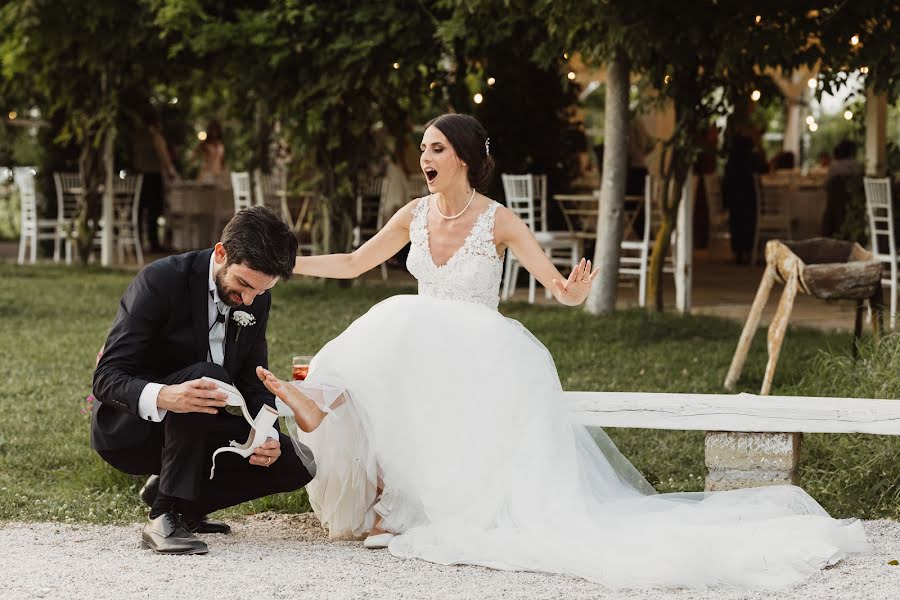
[565,391,900,435]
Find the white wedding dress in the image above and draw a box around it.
[286,196,868,590]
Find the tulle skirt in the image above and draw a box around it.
[287,295,868,589]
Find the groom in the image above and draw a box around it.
[92,206,313,555]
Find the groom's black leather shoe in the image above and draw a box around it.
[184,515,232,535]
[139,475,232,534]
[141,512,208,555]
[138,475,160,507]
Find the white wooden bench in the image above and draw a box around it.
[566,391,900,490]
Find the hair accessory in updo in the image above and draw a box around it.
[484,137,491,156]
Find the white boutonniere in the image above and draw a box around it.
[232,311,256,341]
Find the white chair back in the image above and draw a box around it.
[53,172,82,223]
[353,177,387,279]
[14,167,38,230]
[501,173,584,304]
[253,169,290,224]
[111,173,145,265]
[533,174,549,232]
[757,177,792,225]
[15,167,60,264]
[617,174,677,306]
[354,177,385,245]
[864,177,897,328]
[230,172,253,214]
[51,172,81,264]
[501,174,536,231]
[752,174,792,263]
[864,177,895,262]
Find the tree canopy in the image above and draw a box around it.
[1,0,897,274]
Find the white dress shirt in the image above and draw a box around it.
[137,254,229,422]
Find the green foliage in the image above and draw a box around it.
[812,2,900,98]
[154,0,445,253]
[832,176,869,245]
[0,181,19,240]
[3,265,900,523]
[0,1,178,262]
[434,2,585,198]
[783,334,900,400]
[808,98,866,168]
[778,335,900,516]
[542,0,900,310]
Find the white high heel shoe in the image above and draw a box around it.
[204,377,281,479]
[363,532,395,549]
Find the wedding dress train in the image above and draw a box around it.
[285,197,868,589]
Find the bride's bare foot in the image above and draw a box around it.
[255,366,326,432]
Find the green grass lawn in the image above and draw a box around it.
[1,263,899,524]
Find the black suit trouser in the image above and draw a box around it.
[96,362,312,514]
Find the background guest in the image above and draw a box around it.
[192,119,227,186]
[822,139,864,238]
[133,110,179,253]
[722,112,768,265]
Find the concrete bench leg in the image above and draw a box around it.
[704,431,800,491]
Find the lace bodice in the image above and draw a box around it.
[406,196,504,310]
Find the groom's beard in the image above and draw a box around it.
[215,265,243,307]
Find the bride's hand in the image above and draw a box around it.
[552,258,598,306]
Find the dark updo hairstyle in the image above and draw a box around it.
[425,113,495,192]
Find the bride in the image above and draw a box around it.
[256,113,868,589]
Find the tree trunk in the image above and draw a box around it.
[99,125,115,266]
[74,134,105,265]
[253,99,271,173]
[585,53,629,315]
[647,210,674,311]
[645,151,688,312]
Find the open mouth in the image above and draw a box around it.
[424,168,438,183]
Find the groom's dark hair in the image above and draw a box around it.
[220,206,298,280]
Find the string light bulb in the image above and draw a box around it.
[750,90,761,102]
[844,110,853,120]
[197,131,207,141]
[473,93,483,104]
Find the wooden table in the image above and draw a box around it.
[552,192,644,243]
[760,173,827,239]
[168,182,234,250]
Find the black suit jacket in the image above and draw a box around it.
[91,249,276,451]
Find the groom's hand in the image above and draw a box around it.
[158,379,229,414]
[251,438,281,468]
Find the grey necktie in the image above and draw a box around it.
[209,291,227,365]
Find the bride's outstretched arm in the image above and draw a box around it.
[293,201,415,279]
[495,206,598,306]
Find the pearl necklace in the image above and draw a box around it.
[434,188,476,220]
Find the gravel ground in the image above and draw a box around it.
[3,514,900,600]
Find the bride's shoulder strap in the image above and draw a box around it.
[411,195,430,217]
[485,200,501,226]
